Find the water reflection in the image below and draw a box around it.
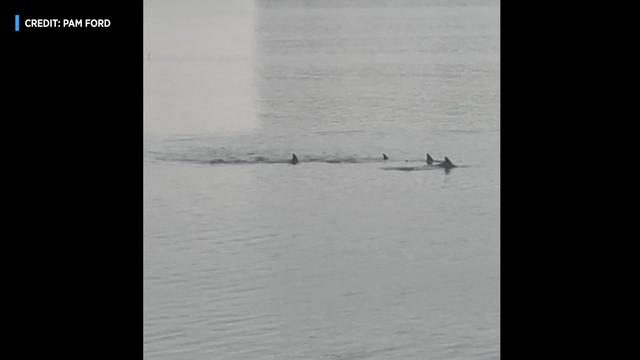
[143,0,257,134]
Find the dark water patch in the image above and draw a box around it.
[382,164,470,171]
[381,165,440,172]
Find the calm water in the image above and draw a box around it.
[144,1,499,359]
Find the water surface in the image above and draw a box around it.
[144,1,499,359]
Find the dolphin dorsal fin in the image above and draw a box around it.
[383,153,388,160]
[444,157,454,166]
[426,153,434,165]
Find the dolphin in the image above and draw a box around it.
[382,153,389,160]
[290,153,299,165]
[426,153,444,165]
[437,157,457,169]
[426,153,434,165]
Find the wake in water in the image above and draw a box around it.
[152,150,467,171]
[155,154,387,165]
[380,164,469,172]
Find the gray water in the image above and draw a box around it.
[144,1,499,359]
